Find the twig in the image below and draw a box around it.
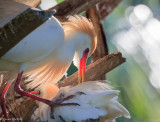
[58,51,126,87]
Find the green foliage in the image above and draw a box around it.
[105,1,160,120]
[56,0,64,4]
[106,41,160,121]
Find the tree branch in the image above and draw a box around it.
[49,0,107,16]
[0,0,121,57]
[86,7,108,80]
[0,7,55,57]
[98,0,122,20]
[58,51,126,87]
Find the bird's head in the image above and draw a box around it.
[63,15,97,84]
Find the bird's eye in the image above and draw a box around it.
[84,48,89,54]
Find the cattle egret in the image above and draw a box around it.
[32,81,131,121]
[0,15,97,120]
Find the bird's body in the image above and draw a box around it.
[0,15,96,89]
[0,5,97,120]
[0,16,64,80]
[33,81,131,122]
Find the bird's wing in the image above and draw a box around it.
[1,16,65,63]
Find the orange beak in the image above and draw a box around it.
[78,48,89,84]
[30,91,40,96]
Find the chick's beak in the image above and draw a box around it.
[78,48,89,84]
[30,91,40,96]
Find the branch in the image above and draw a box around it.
[98,0,122,20]
[0,0,121,57]
[58,51,126,87]
[87,7,108,61]
[49,0,107,16]
[87,7,108,80]
[0,7,55,57]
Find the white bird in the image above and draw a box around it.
[0,1,97,120]
[33,81,131,122]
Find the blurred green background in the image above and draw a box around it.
[41,0,160,121]
[104,0,160,122]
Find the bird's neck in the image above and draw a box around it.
[65,32,91,68]
[55,32,89,63]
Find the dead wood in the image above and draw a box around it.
[98,0,122,20]
[87,7,108,80]
[87,7,108,61]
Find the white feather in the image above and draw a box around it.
[53,105,107,122]
[61,81,112,96]
[34,81,131,121]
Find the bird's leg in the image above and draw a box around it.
[55,94,76,103]
[50,92,83,119]
[0,82,11,122]
[14,72,79,107]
